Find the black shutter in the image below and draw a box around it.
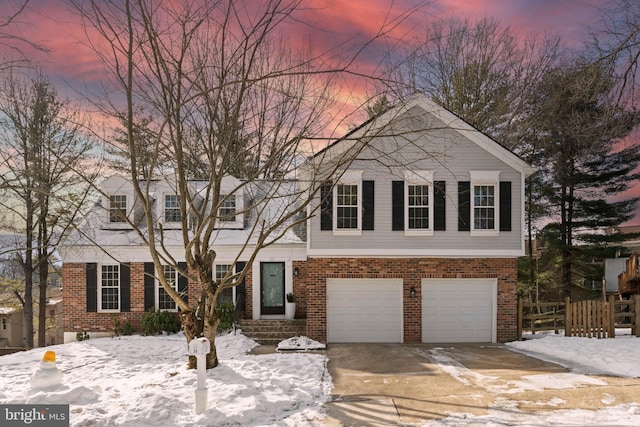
[320,181,333,230]
[458,181,471,231]
[144,262,155,311]
[434,181,446,231]
[120,263,131,312]
[499,181,512,232]
[86,263,97,312]
[392,181,404,231]
[234,261,247,313]
[178,262,188,304]
[362,180,375,230]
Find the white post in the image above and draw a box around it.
[188,337,211,414]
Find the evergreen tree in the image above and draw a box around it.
[535,60,640,296]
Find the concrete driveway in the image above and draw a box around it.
[320,343,640,426]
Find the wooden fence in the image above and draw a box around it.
[518,295,640,339]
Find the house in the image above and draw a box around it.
[59,176,307,342]
[301,95,535,343]
[59,94,534,344]
[0,306,24,349]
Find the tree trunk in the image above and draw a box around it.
[38,256,48,347]
[181,310,199,369]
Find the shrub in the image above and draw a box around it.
[140,308,181,336]
[216,301,235,332]
[112,315,134,337]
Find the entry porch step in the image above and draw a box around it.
[237,319,307,346]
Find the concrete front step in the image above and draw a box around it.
[238,319,307,345]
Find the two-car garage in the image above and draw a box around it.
[326,278,497,343]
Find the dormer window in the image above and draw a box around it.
[164,194,181,223]
[215,176,244,229]
[219,195,236,222]
[109,195,127,223]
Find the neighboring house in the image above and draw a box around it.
[40,287,64,346]
[59,94,534,344]
[0,306,24,348]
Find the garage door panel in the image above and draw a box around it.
[422,278,496,343]
[327,279,403,343]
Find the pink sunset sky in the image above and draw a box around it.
[3,0,608,101]
[3,0,636,225]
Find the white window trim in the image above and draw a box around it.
[470,170,500,236]
[214,263,235,304]
[215,176,245,229]
[163,193,182,225]
[333,170,363,236]
[157,265,178,312]
[216,194,244,229]
[98,264,120,313]
[104,193,133,229]
[404,170,434,236]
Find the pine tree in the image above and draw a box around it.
[535,60,640,296]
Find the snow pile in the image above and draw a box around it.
[0,332,331,426]
[276,336,326,352]
[507,331,640,377]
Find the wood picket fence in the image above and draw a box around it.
[518,295,640,339]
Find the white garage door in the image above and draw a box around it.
[327,278,403,343]
[422,278,496,343]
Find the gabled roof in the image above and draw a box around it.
[311,93,536,176]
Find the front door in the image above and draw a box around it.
[260,262,285,315]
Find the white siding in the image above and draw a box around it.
[308,107,525,256]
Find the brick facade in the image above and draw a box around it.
[64,257,517,343]
[62,262,149,333]
[305,257,518,343]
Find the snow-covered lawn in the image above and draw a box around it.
[1,330,640,426]
[0,332,330,426]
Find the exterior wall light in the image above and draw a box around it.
[410,287,417,298]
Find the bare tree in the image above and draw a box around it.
[69,0,425,368]
[381,16,561,299]
[589,0,640,107]
[0,0,49,69]
[0,71,94,348]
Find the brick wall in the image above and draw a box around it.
[62,262,151,334]
[305,257,517,343]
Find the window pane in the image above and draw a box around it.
[159,265,177,310]
[218,195,236,222]
[165,195,181,222]
[336,184,358,229]
[408,185,429,229]
[473,185,495,230]
[101,265,119,310]
[109,195,127,223]
[215,265,233,303]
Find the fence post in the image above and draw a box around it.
[608,294,616,338]
[635,295,640,338]
[517,298,523,340]
[565,296,571,337]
